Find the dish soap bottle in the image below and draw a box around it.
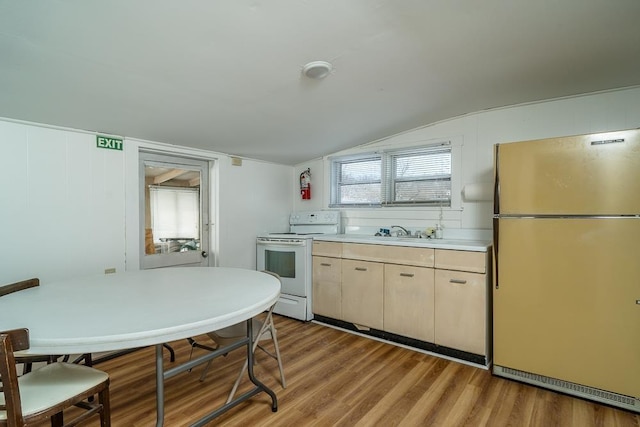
[435,224,443,239]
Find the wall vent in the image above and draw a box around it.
[494,365,639,413]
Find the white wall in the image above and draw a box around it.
[296,87,640,234]
[0,121,125,284]
[217,156,293,268]
[1,119,294,285]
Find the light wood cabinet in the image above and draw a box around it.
[434,249,485,273]
[434,269,486,354]
[340,244,434,332]
[312,239,490,365]
[313,241,343,258]
[384,264,434,341]
[312,256,342,319]
[312,242,343,319]
[343,243,434,267]
[341,259,384,329]
[434,249,489,356]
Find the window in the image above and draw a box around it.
[149,186,200,241]
[330,142,451,207]
[331,155,382,206]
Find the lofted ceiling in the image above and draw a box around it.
[1,1,639,165]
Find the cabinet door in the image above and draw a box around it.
[384,264,434,342]
[434,269,486,355]
[342,259,383,329]
[312,256,342,319]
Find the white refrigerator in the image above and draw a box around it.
[492,128,640,412]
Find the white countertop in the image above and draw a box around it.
[313,234,492,252]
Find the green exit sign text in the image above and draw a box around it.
[96,135,123,151]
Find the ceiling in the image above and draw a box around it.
[1,1,640,165]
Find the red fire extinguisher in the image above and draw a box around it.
[300,168,311,200]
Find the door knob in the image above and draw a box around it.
[201,251,208,258]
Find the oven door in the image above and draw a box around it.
[256,239,309,297]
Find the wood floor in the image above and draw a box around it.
[34,315,639,427]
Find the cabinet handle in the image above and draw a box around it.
[355,267,367,271]
[400,273,414,278]
[320,263,332,267]
[449,279,467,284]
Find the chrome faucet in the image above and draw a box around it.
[391,225,410,236]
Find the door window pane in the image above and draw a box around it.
[149,186,200,253]
[144,165,201,255]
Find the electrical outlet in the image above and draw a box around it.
[104,268,116,274]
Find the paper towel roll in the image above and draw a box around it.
[462,183,493,202]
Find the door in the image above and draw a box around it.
[496,129,640,215]
[140,152,211,269]
[384,264,434,342]
[494,217,640,397]
[341,259,384,329]
[312,256,342,319]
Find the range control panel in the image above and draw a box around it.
[289,211,340,226]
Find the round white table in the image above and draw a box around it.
[0,267,281,426]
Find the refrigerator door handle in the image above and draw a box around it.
[494,144,500,215]
[493,217,499,289]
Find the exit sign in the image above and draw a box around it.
[96,135,123,151]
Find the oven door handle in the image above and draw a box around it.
[257,240,306,247]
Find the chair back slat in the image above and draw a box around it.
[0,329,29,352]
[0,278,39,297]
[0,330,27,426]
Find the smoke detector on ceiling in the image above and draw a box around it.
[302,61,333,79]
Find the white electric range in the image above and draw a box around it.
[256,211,341,321]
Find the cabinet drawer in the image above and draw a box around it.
[313,241,343,257]
[435,249,486,273]
[343,243,434,267]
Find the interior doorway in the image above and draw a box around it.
[139,151,212,269]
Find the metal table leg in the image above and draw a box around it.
[190,319,278,426]
[153,319,278,426]
[156,344,165,427]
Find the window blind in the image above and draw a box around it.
[384,146,451,206]
[330,155,382,207]
[149,186,200,239]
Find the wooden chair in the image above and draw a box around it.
[199,271,286,403]
[0,328,111,427]
[0,279,39,298]
[0,279,63,374]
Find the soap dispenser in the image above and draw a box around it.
[435,224,443,239]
